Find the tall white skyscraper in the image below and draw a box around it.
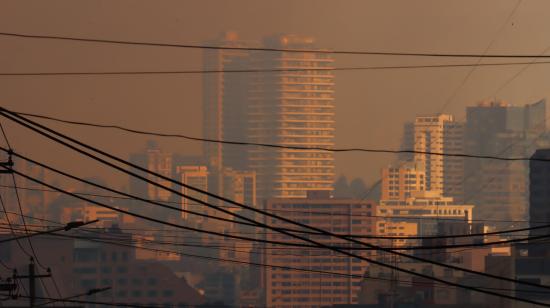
[248,34,335,200]
[202,33,336,202]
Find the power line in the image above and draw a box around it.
[46,232,549,295]
[7,110,550,302]
[5,147,550,245]
[0,220,96,244]
[3,31,550,59]
[5,294,170,308]
[438,0,523,113]
[2,222,542,254]
[4,154,546,304]
[36,286,111,307]
[0,183,536,224]
[1,178,545,241]
[2,170,548,303]
[6,60,550,76]
[0,121,63,305]
[10,109,550,163]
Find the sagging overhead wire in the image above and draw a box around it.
[3,108,550,305]
[3,31,550,58]
[11,110,550,163]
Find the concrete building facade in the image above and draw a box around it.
[378,191,474,237]
[202,33,336,203]
[413,114,464,202]
[264,191,376,308]
[381,161,426,201]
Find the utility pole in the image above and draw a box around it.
[14,258,51,308]
[388,239,398,308]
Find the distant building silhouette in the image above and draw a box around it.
[129,141,173,211]
[464,99,547,222]
[202,32,254,198]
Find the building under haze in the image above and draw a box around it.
[264,191,375,308]
[202,31,255,198]
[176,165,209,221]
[248,34,335,200]
[378,191,474,237]
[129,141,174,212]
[464,99,547,223]
[412,114,464,202]
[381,161,426,200]
[202,33,336,202]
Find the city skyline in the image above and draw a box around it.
[4,1,550,188]
[3,1,550,307]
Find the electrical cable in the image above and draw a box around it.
[46,232,550,295]
[12,110,550,163]
[2,183,542,225]
[5,110,550,304]
[7,60,550,76]
[4,31,550,58]
[5,164,548,305]
[1,169,545,241]
[438,0,523,112]
[0,121,61,305]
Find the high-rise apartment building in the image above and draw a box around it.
[381,161,425,200]
[202,33,336,202]
[413,114,464,201]
[202,32,253,197]
[264,191,376,308]
[465,99,547,222]
[248,34,335,200]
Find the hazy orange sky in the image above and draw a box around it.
[1,0,550,190]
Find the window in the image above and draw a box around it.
[80,279,96,288]
[101,278,112,286]
[163,290,174,297]
[74,267,96,274]
[117,266,127,274]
